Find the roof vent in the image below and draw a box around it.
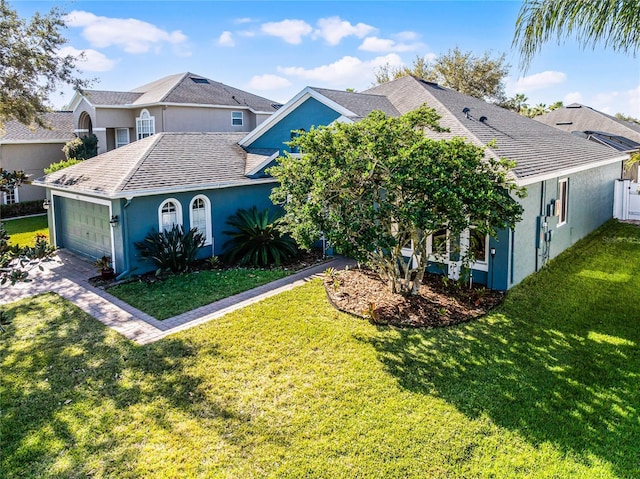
[191,77,209,84]
[556,121,573,125]
[462,107,470,119]
[479,116,487,123]
[272,103,283,110]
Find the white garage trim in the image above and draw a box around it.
[51,191,117,272]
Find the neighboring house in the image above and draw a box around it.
[36,76,627,289]
[68,72,282,155]
[0,112,75,204]
[240,76,627,289]
[537,103,640,179]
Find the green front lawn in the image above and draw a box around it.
[2,220,639,478]
[108,268,293,319]
[2,214,49,246]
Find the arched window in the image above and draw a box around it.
[136,109,155,140]
[190,195,212,246]
[158,199,182,232]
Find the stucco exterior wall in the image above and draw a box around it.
[0,143,67,202]
[120,182,278,275]
[160,106,257,133]
[508,161,621,288]
[247,97,341,154]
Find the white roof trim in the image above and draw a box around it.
[246,151,280,177]
[33,177,279,199]
[516,154,628,186]
[238,87,357,147]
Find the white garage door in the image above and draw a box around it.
[58,197,112,260]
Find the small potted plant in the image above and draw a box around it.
[95,255,115,279]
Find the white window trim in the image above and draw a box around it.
[158,198,183,232]
[231,111,243,126]
[115,128,130,148]
[557,178,569,227]
[136,109,155,140]
[3,187,19,205]
[469,227,489,272]
[189,195,212,246]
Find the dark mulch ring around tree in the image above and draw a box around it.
[324,268,505,328]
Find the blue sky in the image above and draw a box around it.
[14,0,640,117]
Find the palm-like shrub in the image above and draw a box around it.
[135,225,204,274]
[223,207,298,267]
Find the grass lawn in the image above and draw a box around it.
[2,220,639,478]
[2,214,49,247]
[108,268,293,320]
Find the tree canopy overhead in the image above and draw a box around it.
[0,0,87,129]
[513,0,640,70]
[374,48,510,103]
[270,107,526,295]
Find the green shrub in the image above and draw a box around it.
[62,134,98,161]
[44,158,83,175]
[223,206,298,267]
[135,224,205,275]
[0,200,45,218]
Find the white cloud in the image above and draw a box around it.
[563,92,583,105]
[592,85,640,117]
[358,36,423,53]
[278,54,404,87]
[261,19,312,44]
[510,70,567,93]
[238,30,256,38]
[64,10,188,54]
[234,17,253,24]
[57,46,116,72]
[395,31,420,41]
[313,16,376,45]
[247,74,292,91]
[217,31,235,47]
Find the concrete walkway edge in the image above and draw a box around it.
[0,251,354,344]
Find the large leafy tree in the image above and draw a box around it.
[374,48,510,103]
[0,0,87,128]
[270,107,525,295]
[513,0,640,70]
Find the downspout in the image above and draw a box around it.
[536,180,546,272]
[115,197,133,280]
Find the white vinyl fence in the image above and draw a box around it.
[613,180,640,221]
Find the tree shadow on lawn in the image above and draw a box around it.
[0,293,241,477]
[362,256,640,476]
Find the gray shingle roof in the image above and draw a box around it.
[0,112,75,142]
[80,72,280,112]
[82,91,143,106]
[37,132,271,197]
[536,103,640,143]
[310,87,399,118]
[244,148,279,175]
[360,76,624,181]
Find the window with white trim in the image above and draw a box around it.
[231,111,243,126]
[3,187,18,205]
[116,128,130,148]
[557,178,568,226]
[158,199,182,232]
[469,227,488,264]
[190,195,212,246]
[136,109,155,140]
[429,229,449,260]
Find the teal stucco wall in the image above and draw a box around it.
[506,161,621,289]
[247,97,341,155]
[120,182,277,276]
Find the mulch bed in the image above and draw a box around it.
[324,268,504,328]
[88,249,327,287]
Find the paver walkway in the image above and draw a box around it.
[0,251,354,344]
